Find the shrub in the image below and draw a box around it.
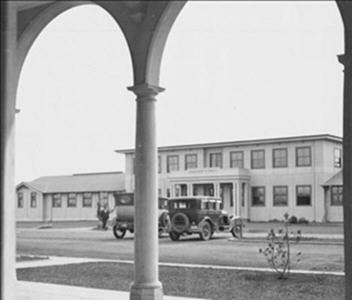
[259,213,302,279]
[268,219,280,223]
[288,215,298,224]
[298,217,309,224]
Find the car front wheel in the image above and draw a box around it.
[113,225,126,239]
[231,226,240,238]
[169,231,180,241]
[199,222,212,241]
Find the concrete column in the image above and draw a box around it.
[338,53,352,300]
[187,183,193,196]
[214,182,220,197]
[1,2,18,300]
[128,83,164,300]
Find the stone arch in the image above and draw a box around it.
[142,1,186,86]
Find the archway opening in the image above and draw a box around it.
[15,4,133,221]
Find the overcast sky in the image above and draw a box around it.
[15,1,344,183]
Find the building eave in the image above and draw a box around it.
[115,134,343,154]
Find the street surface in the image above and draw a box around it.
[16,228,344,272]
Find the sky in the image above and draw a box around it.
[15,1,344,183]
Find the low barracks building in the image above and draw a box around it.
[16,172,125,221]
[117,134,343,222]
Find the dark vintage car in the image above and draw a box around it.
[112,193,169,239]
[167,196,239,241]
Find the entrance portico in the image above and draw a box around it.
[168,168,250,218]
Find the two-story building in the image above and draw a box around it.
[116,134,343,222]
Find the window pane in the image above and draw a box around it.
[296,147,311,167]
[334,149,342,168]
[185,154,197,170]
[83,192,92,207]
[251,150,265,169]
[331,186,343,206]
[252,187,265,206]
[296,185,311,206]
[17,192,23,208]
[273,186,288,206]
[67,193,77,207]
[30,192,37,208]
[167,156,179,173]
[273,148,287,168]
[210,153,222,168]
[230,151,244,168]
[52,194,62,208]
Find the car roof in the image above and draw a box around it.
[169,196,221,201]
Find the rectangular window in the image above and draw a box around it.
[331,186,343,206]
[296,146,311,167]
[273,186,288,206]
[296,185,311,206]
[273,148,288,168]
[185,154,197,170]
[52,194,62,208]
[17,192,23,208]
[67,193,77,207]
[83,192,92,207]
[175,184,187,197]
[251,150,265,169]
[30,192,37,208]
[230,151,244,168]
[334,148,342,168]
[167,155,179,173]
[251,187,265,206]
[209,152,222,168]
[158,156,162,173]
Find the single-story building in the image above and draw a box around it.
[16,172,125,221]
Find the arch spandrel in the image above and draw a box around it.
[336,1,352,51]
[14,1,186,89]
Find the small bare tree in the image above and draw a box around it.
[259,213,302,279]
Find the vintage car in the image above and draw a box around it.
[167,196,239,241]
[112,193,169,239]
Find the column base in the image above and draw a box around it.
[130,282,163,300]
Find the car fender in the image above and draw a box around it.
[199,217,214,229]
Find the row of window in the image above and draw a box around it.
[17,192,37,208]
[17,192,109,208]
[157,147,342,173]
[251,185,343,207]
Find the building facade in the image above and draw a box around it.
[117,134,343,222]
[16,172,125,221]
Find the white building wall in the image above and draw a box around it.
[122,137,343,222]
[16,186,43,221]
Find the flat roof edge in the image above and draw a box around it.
[115,134,342,154]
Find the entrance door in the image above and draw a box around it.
[220,183,233,213]
[193,184,214,196]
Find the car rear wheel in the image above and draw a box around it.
[199,222,212,241]
[231,226,240,238]
[113,225,126,239]
[169,231,180,241]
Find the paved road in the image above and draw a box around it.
[16,228,344,272]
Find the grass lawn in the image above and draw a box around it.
[17,262,344,300]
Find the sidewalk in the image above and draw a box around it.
[16,281,206,300]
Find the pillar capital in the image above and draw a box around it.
[337,54,352,74]
[127,83,165,98]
